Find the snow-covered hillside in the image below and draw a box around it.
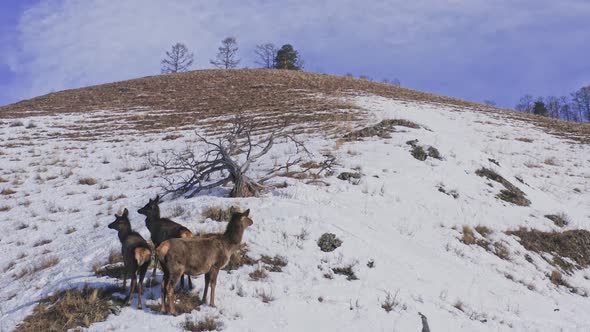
[1,94,589,331]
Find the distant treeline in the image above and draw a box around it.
[514,86,590,123]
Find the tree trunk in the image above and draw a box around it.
[230,174,260,198]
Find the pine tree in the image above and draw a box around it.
[533,100,548,117]
[274,44,300,70]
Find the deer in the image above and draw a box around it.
[107,208,151,309]
[157,209,253,315]
[137,195,194,289]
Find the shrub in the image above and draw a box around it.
[317,233,342,252]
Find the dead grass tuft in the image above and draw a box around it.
[249,266,269,281]
[202,206,240,222]
[1,188,16,195]
[507,228,590,272]
[545,213,570,227]
[259,255,288,272]
[79,177,98,185]
[33,239,52,247]
[332,263,358,281]
[180,315,223,331]
[343,119,420,140]
[256,288,275,303]
[475,167,530,206]
[14,286,122,332]
[474,225,492,238]
[223,244,256,271]
[515,137,534,143]
[0,205,11,212]
[461,226,476,245]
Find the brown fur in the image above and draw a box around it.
[137,195,194,289]
[107,208,151,309]
[157,209,253,315]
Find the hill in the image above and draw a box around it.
[0,69,589,331]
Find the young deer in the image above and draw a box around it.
[157,209,253,315]
[137,195,194,289]
[107,208,151,309]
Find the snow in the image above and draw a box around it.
[1,95,590,331]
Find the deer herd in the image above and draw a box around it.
[108,195,253,315]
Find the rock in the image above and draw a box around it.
[337,172,361,181]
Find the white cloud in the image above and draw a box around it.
[2,0,589,105]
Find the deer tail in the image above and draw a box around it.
[179,230,193,238]
[156,240,171,262]
[134,247,151,267]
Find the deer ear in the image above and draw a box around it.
[154,195,160,203]
[123,208,129,217]
[243,209,250,217]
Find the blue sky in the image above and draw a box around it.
[0,0,588,108]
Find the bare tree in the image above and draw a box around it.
[254,43,277,69]
[210,37,240,69]
[515,94,534,113]
[161,43,194,74]
[150,118,311,198]
[571,86,590,122]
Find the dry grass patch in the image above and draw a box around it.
[202,206,239,222]
[223,244,256,271]
[507,228,590,272]
[14,257,59,279]
[515,137,534,143]
[181,315,223,331]
[545,213,570,227]
[14,286,122,332]
[256,288,275,303]
[1,188,16,195]
[475,167,530,206]
[544,157,559,166]
[79,177,98,185]
[332,263,358,281]
[381,290,405,313]
[460,226,476,245]
[474,225,492,238]
[344,119,420,141]
[259,255,288,272]
[0,205,11,212]
[249,266,269,281]
[65,227,77,234]
[33,239,52,247]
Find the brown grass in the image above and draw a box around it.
[474,225,492,238]
[332,264,358,281]
[33,239,52,247]
[249,266,269,281]
[256,288,275,303]
[0,205,11,212]
[507,228,590,272]
[461,226,476,245]
[515,137,534,143]
[1,70,587,144]
[475,168,530,206]
[545,213,570,227]
[259,255,288,272]
[1,188,16,195]
[14,286,122,332]
[78,177,98,185]
[180,315,223,331]
[202,206,239,222]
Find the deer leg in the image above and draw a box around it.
[209,268,219,307]
[187,274,193,290]
[201,272,210,304]
[160,269,169,313]
[123,272,127,291]
[180,274,185,289]
[137,264,148,310]
[126,272,137,306]
[167,272,182,316]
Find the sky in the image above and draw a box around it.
[0,0,589,108]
